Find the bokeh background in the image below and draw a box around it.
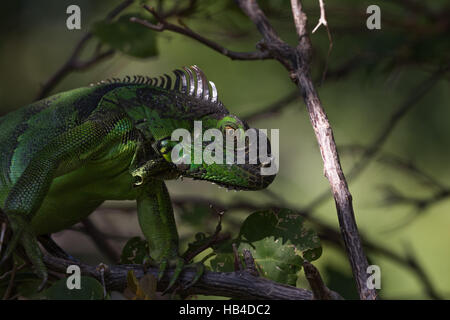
[0,0,449,299]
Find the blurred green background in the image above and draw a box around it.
[0,0,449,299]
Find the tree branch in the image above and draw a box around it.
[36,0,135,99]
[170,196,441,299]
[243,53,366,123]
[305,65,449,212]
[43,255,314,300]
[231,0,376,299]
[130,5,271,61]
[341,145,448,192]
[311,0,332,84]
[303,261,343,300]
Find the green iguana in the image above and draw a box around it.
[0,66,275,291]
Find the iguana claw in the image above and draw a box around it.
[154,256,205,295]
[183,262,205,290]
[163,256,185,293]
[1,216,48,291]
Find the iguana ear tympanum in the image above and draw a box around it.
[0,66,276,291]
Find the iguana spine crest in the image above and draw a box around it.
[90,65,219,103]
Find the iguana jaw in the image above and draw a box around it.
[170,154,276,191]
[190,163,276,191]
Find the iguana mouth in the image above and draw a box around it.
[175,160,276,191]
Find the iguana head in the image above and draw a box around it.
[110,66,277,190]
[155,110,277,191]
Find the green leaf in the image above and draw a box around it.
[44,276,104,300]
[240,237,303,286]
[210,237,303,286]
[239,208,322,261]
[211,209,322,285]
[120,236,149,264]
[92,13,158,58]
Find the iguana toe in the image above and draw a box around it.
[183,261,205,290]
[162,256,185,294]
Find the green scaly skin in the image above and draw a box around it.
[0,68,275,291]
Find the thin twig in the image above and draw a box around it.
[303,261,343,300]
[36,0,135,99]
[346,66,449,181]
[182,212,231,262]
[380,185,449,211]
[341,145,448,192]
[311,0,328,33]
[310,0,333,84]
[235,0,375,299]
[2,262,17,300]
[305,65,449,212]
[226,1,373,295]
[129,5,271,61]
[232,243,242,271]
[243,53,364,123]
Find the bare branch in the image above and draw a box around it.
[43,255,314,300]
[130,5,271,61]
[341,145,448,192]
[226,1,373,296]
[243,53,365,123]
[311,0,327,33]
[305,65,449,211]
[346,66,449,181]
[290,0,376,299]
[101,198,443,299]
[303,261,343,300]
[380,185,449,212]
[182,212,231,263]
[318,219,442,300]
[37,0,135,99]
[310,0,333,84]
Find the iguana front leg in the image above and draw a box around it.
[136,179,194,291]
[1,115,134,289]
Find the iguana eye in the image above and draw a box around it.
[224,125,236,136]
[157,139,171,155]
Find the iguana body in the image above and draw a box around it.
[0,66,275,290]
